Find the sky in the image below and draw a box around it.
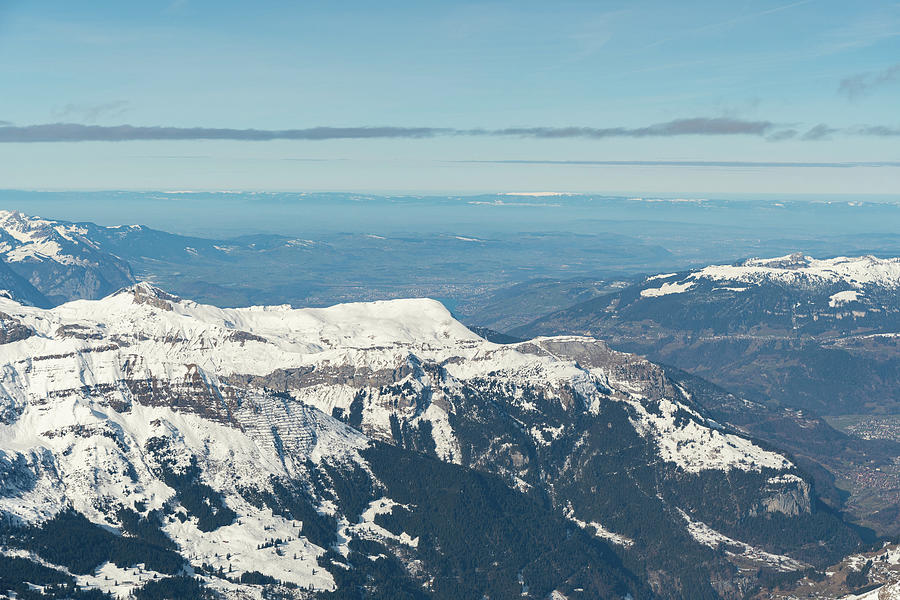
[0,0,898,194]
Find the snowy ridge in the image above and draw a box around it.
[0,284,795,477]
[694,254,900,288]
[0,210,100,267]
[0,210,135,304]
[642,253,900,297]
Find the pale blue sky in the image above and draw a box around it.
[0,0,897,194]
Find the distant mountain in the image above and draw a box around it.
[0,210,134,304]
[513,254,900,536]
[517,253,900,414]
[0,207,678,310]
[0,284,865,598]
[0,207,678,318]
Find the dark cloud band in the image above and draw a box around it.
[0,124,448,142]
[0,118,778,142]
[0,118,895,142]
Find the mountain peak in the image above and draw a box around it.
[743,252,811,269]
[116,281,181,309]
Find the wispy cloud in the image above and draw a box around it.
[643,0,815,50]
[850,125,900,137]
[766,129,798,142]
[839,63,900,99]
[454,160,900,168]
[800,124,839,141]
[55,100,130,123]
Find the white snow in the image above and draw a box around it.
[843,580,900,600]
[76,562,168,599]
[691,254,900,289]
[168,508,334,590]
[564,506,634,547]
[641,255,900,301]
[678,509,807,572]
[767,473,804,485]
[640,281,695,297]
[530,424,565,446]
[0,286,795,481]
[6,239,65,263]
[0,210,100,267]
[627,398,793,473]
[830,290,861,307]
[337,497,419,558]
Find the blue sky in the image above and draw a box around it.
[0,0,897,194]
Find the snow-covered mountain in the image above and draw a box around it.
[657,253,900,291]
[0,210,134,304]
[0,285,862,598]
[519,253,900,412]
[526,252,900,335]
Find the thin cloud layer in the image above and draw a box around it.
[455,160,900,168]
[851,125,900,137]
[55,101,131,123]
[800,124,839,141]
[475,118,777,138]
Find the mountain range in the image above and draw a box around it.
[0,282,871,599]
[2,211,900,598]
